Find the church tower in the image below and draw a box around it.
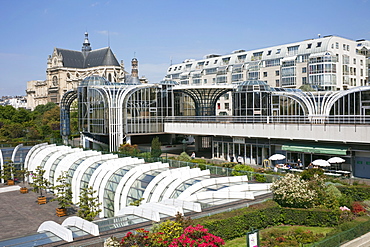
[131,57,138,78]
[82,32,92,52]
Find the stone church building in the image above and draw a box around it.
[26,32,137,110]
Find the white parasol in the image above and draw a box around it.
[269,154,286,161]
[327,157,345,164]
[312,159,331,167]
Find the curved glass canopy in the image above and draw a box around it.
[79,76,113,87]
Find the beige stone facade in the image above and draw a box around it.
[26,33,127,110]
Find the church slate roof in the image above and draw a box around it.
[56,47,120,69]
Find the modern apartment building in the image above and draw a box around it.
[165,35,370,115]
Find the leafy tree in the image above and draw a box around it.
[32,166,49,197]
[12,108,31,123]
[78,186,102,221]
[0,162,15,182]
[0,105,17,120]
[16,166,29,187]
[151,136,162,158]
[34,102,57,115]
[51,171,73,209]
[118,143,140,156]
[0,122,25,138]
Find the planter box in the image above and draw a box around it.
[38,196,47,204]
[7,180,14,186]
[56,208,67,217]
[20,187,28,194]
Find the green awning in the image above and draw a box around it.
[282,145,347,155]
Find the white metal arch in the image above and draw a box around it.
[186,191,255,202]
[95,157,145,217]
[160,199,202,212]
[11,143,23,162]
[324,86,370,115]
[147,167,194,203]
[177,176,249,200]
[44,147,79,184]
[72,153,117,203]
[116,206,160,222]
[142,166,190,203]
[37,221,73,242]
[27,144,57,173]
[114,162,168,215]
[53,150,100,186]
[62,216,99,236]
[139,202,183,217]
[162,169,210,201]
[24,142,48,169]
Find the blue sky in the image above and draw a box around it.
[0,0,369,96]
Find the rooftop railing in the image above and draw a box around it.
[164,115,370,125]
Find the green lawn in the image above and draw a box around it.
[224,225,334,247]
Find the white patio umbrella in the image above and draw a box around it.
[327,157,345,164]
[269,154,285,161]
[312,159,331,167]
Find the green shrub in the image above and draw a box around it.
[191,158,207,164]
[281,208,340,227]
[301,168,324,181]
[221,162,237,168]
[337,185,370,202]
[177,152,191,162]
[231,164,254,176]
[198,164,206,170]
[195,200,341,241]
[255,173,267,183]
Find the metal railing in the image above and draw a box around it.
[310,219,370,247]
[165,115,370,125]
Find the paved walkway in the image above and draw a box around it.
[0,184,77,241]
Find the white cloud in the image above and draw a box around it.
[91,2,99,7]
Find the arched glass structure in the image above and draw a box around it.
[24,144,270,219]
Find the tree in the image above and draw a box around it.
[32,166,49,197]
[78,186,102,221]
[0,162,15,184]
[151,136,162,158]
[118,143,140,156]
[51,171,73,209]
[16,166,29,187]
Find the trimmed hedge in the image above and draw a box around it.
[196,201,341,240]
[337,185,370,201]
[281,207,340,227]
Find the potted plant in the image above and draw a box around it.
[17,167,29,193]
[32,166,49,204]
[0,162,15,185]
[51,171,73,217]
